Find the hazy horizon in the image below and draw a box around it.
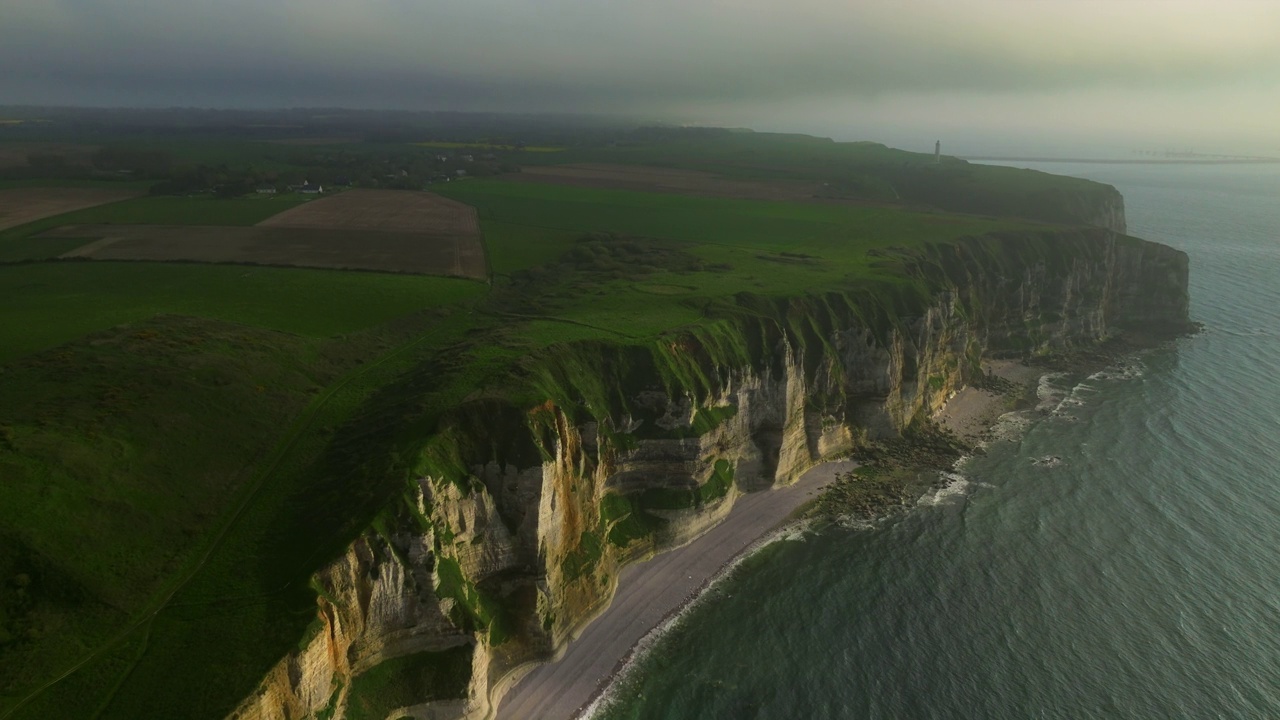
[4,0,1278,156]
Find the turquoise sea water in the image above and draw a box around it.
[595,162,1280,719]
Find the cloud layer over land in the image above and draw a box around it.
[3,0,1277,152]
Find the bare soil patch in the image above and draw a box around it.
[258,189,480,235]
[40,224,486,278]
[0,187,140,231]
[510,163,834,203]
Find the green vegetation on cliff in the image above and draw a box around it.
[345,646,474,720]
[0,126,1187,720]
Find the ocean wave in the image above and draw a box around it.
[1032,455,1064,468]
[1035,372,1069,411]
[1217,326,1276,338]
[984,411,1033,443]
[1087,358,1147,383]
[581,518,818,718]
[918,472,971,506]
[835,516,880,531]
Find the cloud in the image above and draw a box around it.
[2,0,1277,147]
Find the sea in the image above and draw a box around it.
[592,161,1280,719]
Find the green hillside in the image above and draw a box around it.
[0,129,1123,718]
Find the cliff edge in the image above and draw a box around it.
[227,225,1192,720]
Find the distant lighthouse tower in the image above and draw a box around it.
[934,140,941,164]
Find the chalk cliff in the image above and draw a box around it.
[227,227,1191,720]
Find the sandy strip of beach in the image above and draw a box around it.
[493,361,1039,720]
[493,459,855,720]
[936,360,1042,444]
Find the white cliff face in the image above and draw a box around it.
[227,232,1192,720]
[228,300,981,720]
[1094,193,1128,235]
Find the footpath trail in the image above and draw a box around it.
[495,460,855,720]
[1,317,470,720]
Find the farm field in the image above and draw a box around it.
[264,136,360,145]
[5,189,486,277]
[0,187,141,231]
[2,195,309,236]
[0,262,484,362]
[0,143,98,170]
[416,140,564,152]
[511,162,834,203]
[258,188,480,234]
[0,195,308,262]
[425,178,1047,353]
[40,224,486,278]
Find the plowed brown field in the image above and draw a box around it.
[0,187,140,231]
[258,189,480,235]
[41,224,486,278]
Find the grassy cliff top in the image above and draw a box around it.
[0,129,1125,719]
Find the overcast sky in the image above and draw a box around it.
[3,0,1277,154]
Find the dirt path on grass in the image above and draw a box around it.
[0,321,472,720]
[493,460,855,720]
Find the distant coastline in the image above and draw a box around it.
[964,156,1280,165]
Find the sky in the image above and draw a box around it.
[3,0,1278,155]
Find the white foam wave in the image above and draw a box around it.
[835,516,879,531]
[580,519,817,719]
[1032,455,1064,468]
[918,472,971,506]
[1034,375,1062,407]
[985,411,1033,443]
[1087,358,1146,383]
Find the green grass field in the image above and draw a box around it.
[29,194,307,227]
[0,263,484,363]
[435,179,1034,344]
[0,179,153,192]
[0,177,492,717]
[512,130,1119,217]
[0,303,487,718]
[0,195,312,263]
[416,141,564,153]
[0,317,337,703]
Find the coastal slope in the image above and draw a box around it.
[227,226,1192,720]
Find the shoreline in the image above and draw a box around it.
[492,459,854,720]
[935,359,1044,445]
[492,356,1107,720]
